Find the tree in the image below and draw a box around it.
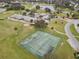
[22,12,26,16]
[51,27,54,30]
[64,2,70,8]
[14,27,18,31]
[67,13,70,18]
[74,52,79,59]
[77,24,79,27]
[34,20,47,28]
[36,5,40,10]
[30,19,33,23]
[45,8,51,13]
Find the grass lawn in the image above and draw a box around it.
[0,21,37,59]
[0,11,38,59]
[0,10,75,59]
[53,41,74,59]
[57,13,66,17]
[43,19,75,59]
[70,24,79,41]
[23,3,33,9]
[48,19,66,33]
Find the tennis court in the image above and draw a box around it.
[20,31,61,57]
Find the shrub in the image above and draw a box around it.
[26,9,30,12]
[21,6,25,10]
[7,6,25,10]
[4,4,9,7]
[72,13,79,19]
[0,19,4,20]
[64,2,70,8]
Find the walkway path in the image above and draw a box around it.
[54,29,66,35]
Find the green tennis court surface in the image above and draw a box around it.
[20,31,61,57]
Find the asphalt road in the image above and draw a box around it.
[65,22,79,52]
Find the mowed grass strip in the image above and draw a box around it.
[70,24,79,41]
